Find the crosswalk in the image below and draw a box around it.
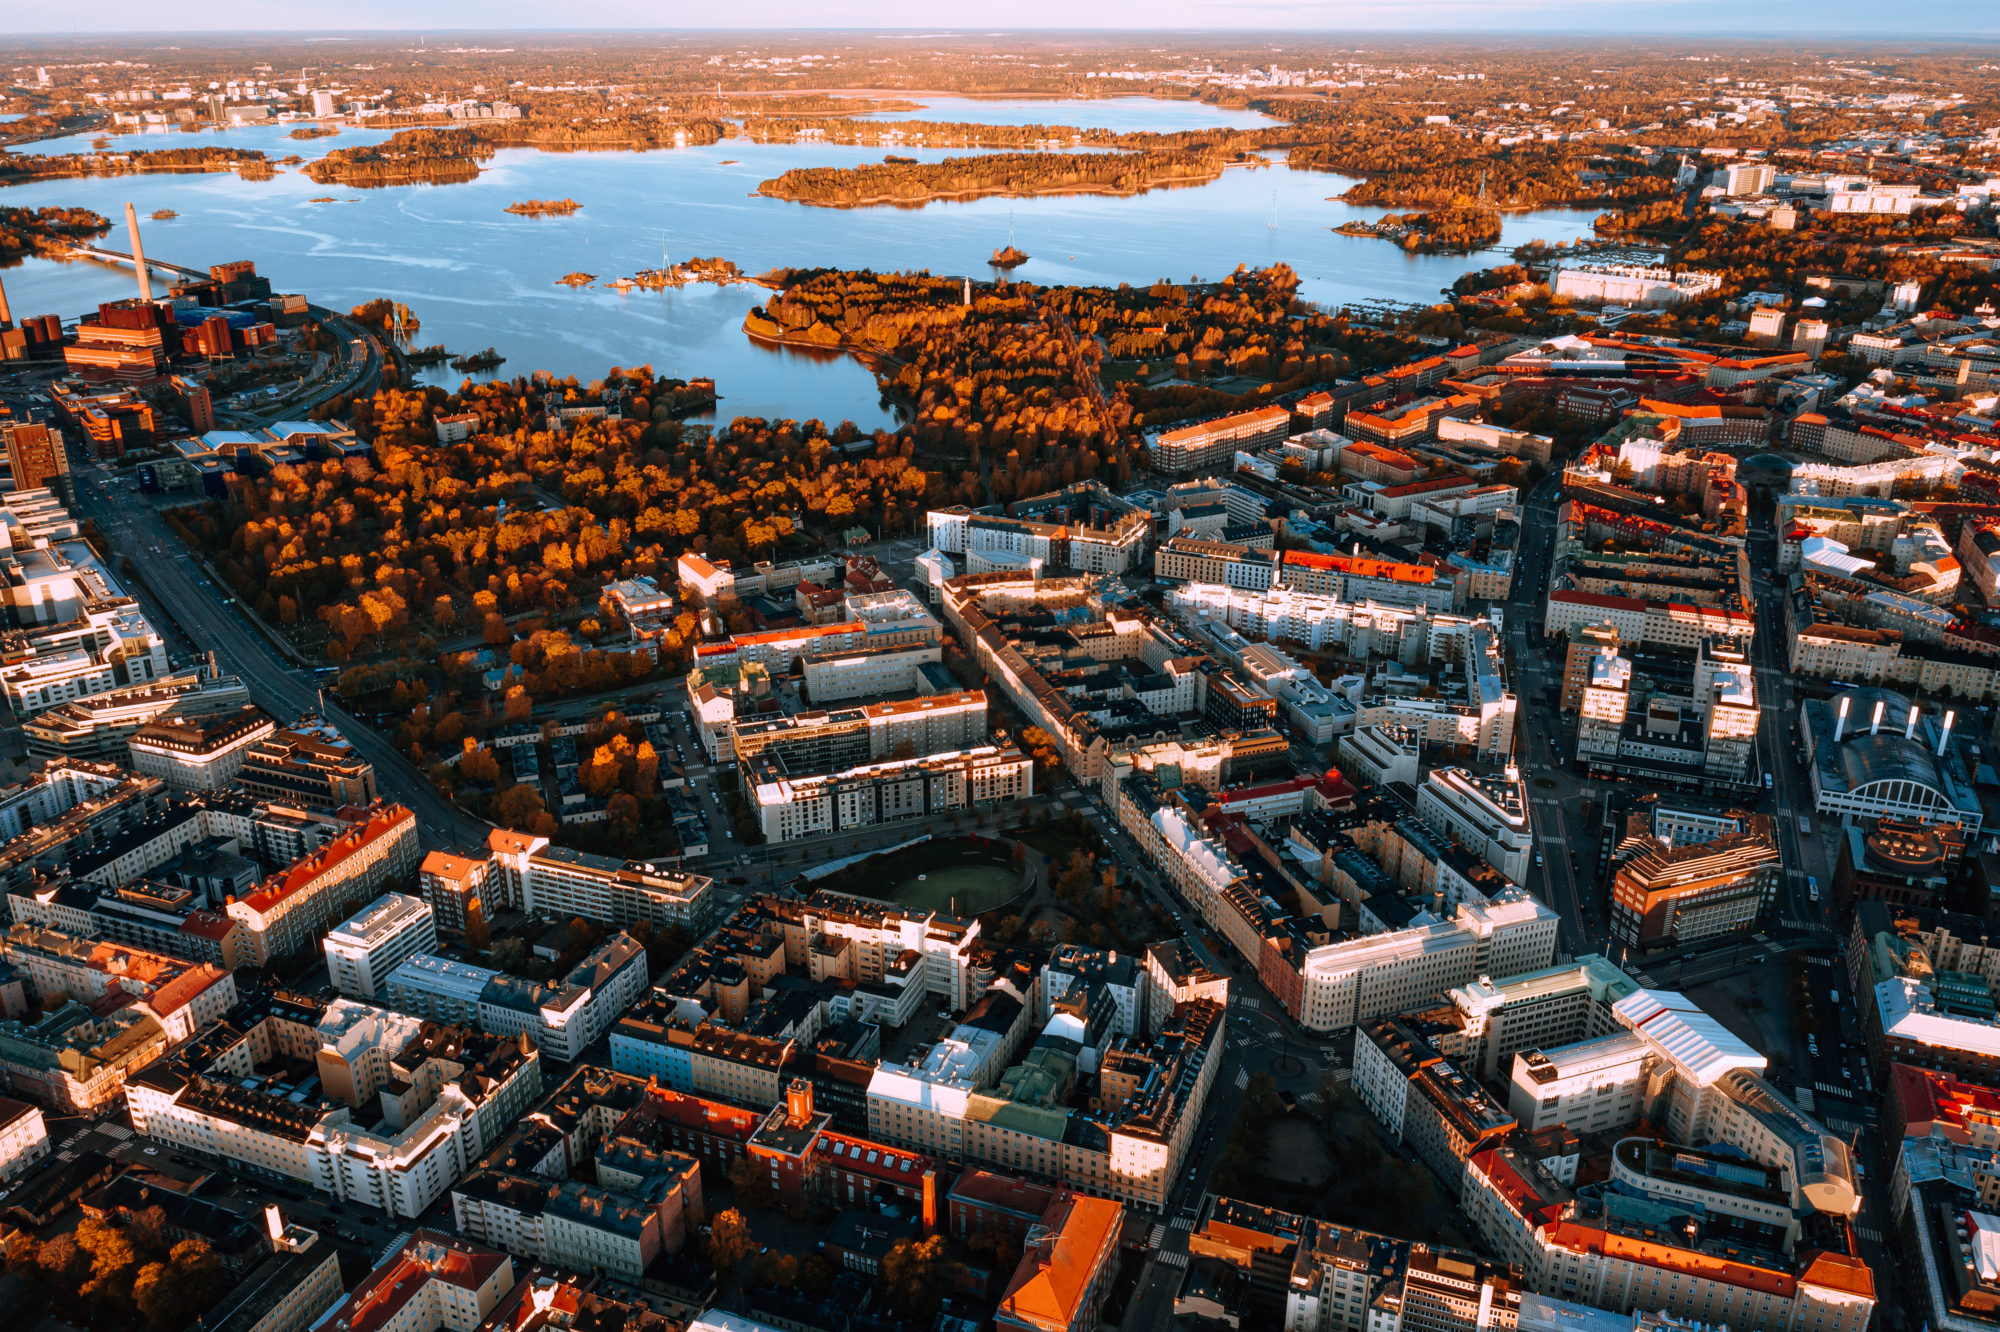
[1234,1069,1250,1090]
[1170,1216,1195,1230]
[1150,1225,1166,1247]
[1855,1227,1882,1243]
[100,1124,132,1140]
[1814,1082,1856,1098]
[1154,1250,1189,1268]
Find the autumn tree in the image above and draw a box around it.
[881,1235,966,1323]
[707,1207,756,1272]
[464,901,492,954]
[494,783,547,830]
[133,1238,229,1332]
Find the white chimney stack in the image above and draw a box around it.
[1871,699,1885,736]
[1907,705,1921,740]
[265,1205,283,1242]
[1835,695,1850,743]
[1940,710,1956,757]
[125,202,152,302]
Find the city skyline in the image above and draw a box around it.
[4,6,2000,34]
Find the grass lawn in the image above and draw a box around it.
[893,865,1021,914]
[816,836,1022,910]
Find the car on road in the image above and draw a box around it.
[1808,1036,1819,1056]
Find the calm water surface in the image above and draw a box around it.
[2,102,1594,428]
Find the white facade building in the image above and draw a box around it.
[324,893,437,1002]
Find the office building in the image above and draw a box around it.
[23,672,253,763]
[127,705,277,790]
[1417,766,1534,883]
[235,717,377,808]
[1,422,72,503]
[323,894,437,1002]
[1608,818,1780,949]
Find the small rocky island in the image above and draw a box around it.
[506,198,583,216]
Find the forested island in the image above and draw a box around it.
[1335,207,1504,253]
[506,198,582,216]
[0,144,270,187]
[0,204,110,261]
[756,148,1230,207]
[303,128,494,186]
[288,125,339,140]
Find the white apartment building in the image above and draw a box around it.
[475,934,649,1063]
[1788,453,1960,500]
[926,505,1150,575]
[482,832,718,933]
[1417,766,1534,883]
[1553,266,1722,307]
[128,1004,543,1219]
[385,953,498,1026]
[751,745,1033,842]
[0,1096,49,1180]
[126,705,276,791]
[802,643,944,703]
[324,893,437,1001]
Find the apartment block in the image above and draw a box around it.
[1146,407,1291,475]
[750,745,1033,842]
[482,831,718,934]
[324,893,437,1002]
[128,999,543,1219]
[226,804,421,964]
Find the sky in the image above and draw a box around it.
[4,1,1998,36]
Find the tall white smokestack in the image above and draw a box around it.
[1940,710,1956,757]
[1907,704,1921,740]
[1871,699,1886,736]
[1835,695,1850,743]
[125,202,152,302]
